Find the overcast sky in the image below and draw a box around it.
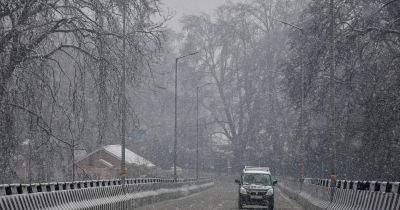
[162,0,231,31]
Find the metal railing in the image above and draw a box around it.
[278,177,400,210]
[0,177,213,210]
[0,177,207,196]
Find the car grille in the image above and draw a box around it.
[248,191,267,196]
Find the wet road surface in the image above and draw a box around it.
[135,180,303,210]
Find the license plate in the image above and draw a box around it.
[250,195,263,199]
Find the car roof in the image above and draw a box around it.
[242,166,271,175]
[243,170,271,175]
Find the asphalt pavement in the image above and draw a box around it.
[135,179,304,210]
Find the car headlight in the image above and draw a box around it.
[266,188,274,196]
[240,187,247,194]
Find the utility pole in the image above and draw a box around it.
[120,0,127,187]
[268,17,306,179]
[174,52,199,181]
[71,135,76,181]
[328,0,336,178]
[328,1,337,202]
[72,145,75,181]
[174,57,178,181]
[196,87,199,180]
[97,3,107,147]
[298,38,306,190]
[300,29,305,181]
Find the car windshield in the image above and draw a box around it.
[242,173,272,186]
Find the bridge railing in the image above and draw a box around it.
[278,177,400,210]
[0,177,213,210]
[0,177,203,196]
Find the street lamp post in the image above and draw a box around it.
[120,0,127,187]
[268,4,336,184]
[328,0,337,197]
[196,87,199,180]
[174,52,199,181]
[271,18,306,178]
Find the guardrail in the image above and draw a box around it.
[0,178,200,196]
[304,178,400,193]
[0,177,213,210]
[278,177,400,210]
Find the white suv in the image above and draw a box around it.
[235,166,277,209]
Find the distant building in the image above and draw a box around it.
[75,145,156,179]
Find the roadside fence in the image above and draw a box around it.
[0,177,213,210]
[278,178,400,210]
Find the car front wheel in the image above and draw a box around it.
[238,198,243,209]
[268,200,274,210]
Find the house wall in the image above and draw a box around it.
[76,150,120,179]
[75,149,154,179]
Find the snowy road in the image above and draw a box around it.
[135,180,304,210]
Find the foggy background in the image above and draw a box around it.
[0,0,399,184]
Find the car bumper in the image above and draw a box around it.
[239,194,273,206]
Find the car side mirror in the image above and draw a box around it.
[235,179,241,184]
[273,180,278,186]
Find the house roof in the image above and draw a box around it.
[103,145,155,167]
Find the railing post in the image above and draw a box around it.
[380,182,387,193]
[0,184,6,196]
[353,181,358,190]
[392,182,399,194]
[21,184,29,194]
[370,181,376,192]
[31,183,39,193]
